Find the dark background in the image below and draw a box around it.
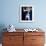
[22,7,32,20]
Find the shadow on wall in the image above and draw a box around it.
[0,24,7,43]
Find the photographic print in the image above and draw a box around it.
[20,5,34,22]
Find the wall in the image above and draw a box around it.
[0,0,46,29]
[0,0,46,43]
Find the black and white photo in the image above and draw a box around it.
[20,5,34,22]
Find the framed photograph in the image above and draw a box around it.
[20,5,34,22]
